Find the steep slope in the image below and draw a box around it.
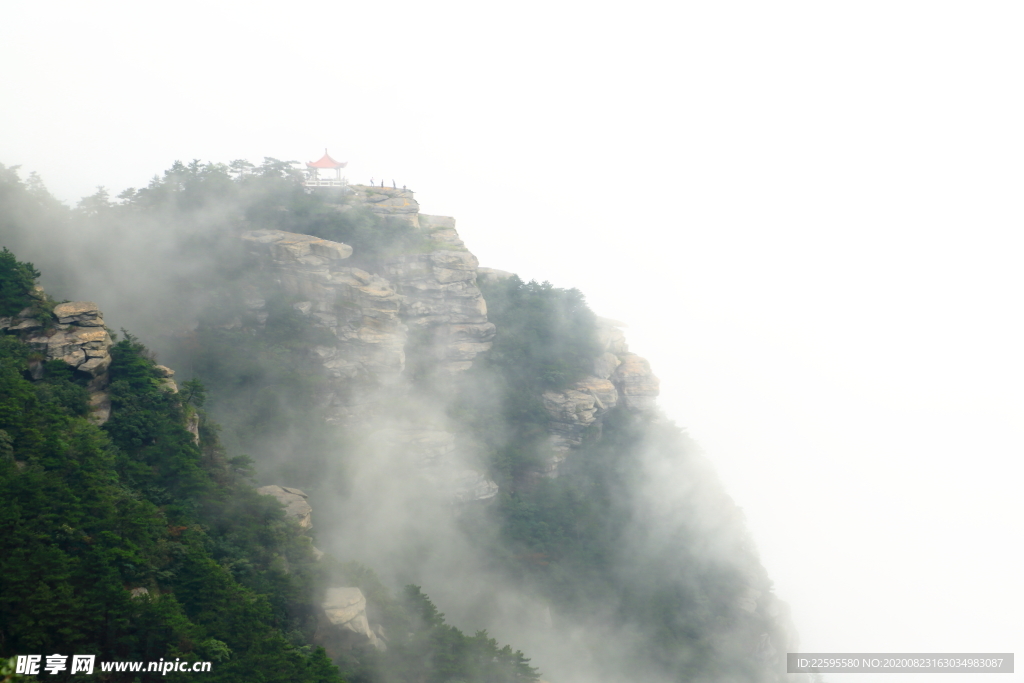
[0,243,540,683]
[1,160,802,683]
[188,180,796,682]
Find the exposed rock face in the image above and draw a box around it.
[28,326,112,381]
[3,300,114,424]
[240,211,658,480]
[153,364,178,393]
[348,185,419,219]
[593,319,659,413]
[612,353,660,412]
[241,229,407,422]
[544,375,618,430]
[240,207,500,503]
[315,587,385,654]
[256,485,313,530]
[242,230,354,263]
[239,198,658,483]
[53,301,106,327]
[540,376,618,474]
[384,217,495,373]
[535,318,660,474]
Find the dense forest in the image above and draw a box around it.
[0,247,537,682]
[1,160,794,683]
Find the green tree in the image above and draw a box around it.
[0,247,41,316]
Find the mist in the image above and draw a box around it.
[1,162,801,682]
[3,1,1022,682]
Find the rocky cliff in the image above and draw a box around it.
[238,190,659,483]
[0,159,796,683]
[346,185,420,226]
[237,196,504,504]
[240,229,407,422]
[1,292,114,423]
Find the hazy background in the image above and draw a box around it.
[3,1,1021,680]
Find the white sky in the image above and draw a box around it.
[2,1,1021,679]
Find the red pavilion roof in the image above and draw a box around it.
[306,149,348,169]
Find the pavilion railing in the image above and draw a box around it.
[302,178,348,187]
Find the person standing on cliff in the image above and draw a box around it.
[370,178,374,186]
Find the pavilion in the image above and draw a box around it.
[304,149,348,187]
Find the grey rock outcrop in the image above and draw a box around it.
[347,186,420,227]
[239,209,499,498]
[3,299,114,424]
[349,186,419,215]
[540,376,619,474]
[242,229,407,422]
[242,230,353,263]
[256,485,313,530]
[315,587,385,654]
[384,218,495,373]
[538,318,660,475]
[241,207,496,391]
[53,301,106,327]
[594,318,659,413]
[543,377,618,441]
[154,365,178,393]
[26,326,112,383]
[4,297,198,432]
[611,353,660,412]
[236,208,499,518]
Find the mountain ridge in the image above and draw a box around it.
[1,160,806,683]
